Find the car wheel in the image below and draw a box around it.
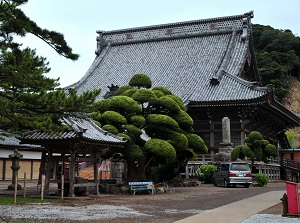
[244,184,250,188]
[224,179,229,188]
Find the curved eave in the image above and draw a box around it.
[188,96,269,108]
[20,133,126,147]
[263,98,300,127]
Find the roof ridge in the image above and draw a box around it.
[66,44,112,90]
[223,71,270,92]
[87,118,125,141]
[99,12,253,35]
[95,11,253,49]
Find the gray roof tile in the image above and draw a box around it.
[20,117,126,145]
[68,12,268,105]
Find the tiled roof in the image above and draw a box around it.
[20,117,126,146]
[0,131,42,149]
[67,11,269,105]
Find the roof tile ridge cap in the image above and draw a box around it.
[65,45,112,90]
[18,130,39,138]
[210,29,237,84]
[223,72,268,91]
[88,118,125,141]
[102,13,246,35]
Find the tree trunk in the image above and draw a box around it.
[126,157,146,182]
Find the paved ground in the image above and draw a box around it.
[0,180,297,223]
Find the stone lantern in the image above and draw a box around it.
[8,149,23,190]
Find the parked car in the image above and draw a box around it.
[213,162,252,188]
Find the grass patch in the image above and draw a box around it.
[0,196,51,205]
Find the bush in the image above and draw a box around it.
[255,173,269,186]
[196,164,216,184]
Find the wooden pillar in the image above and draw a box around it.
[209,120,214,149]
[45,151,52,194]
[30,160,34,180]
[68,150,76,197]
[93,152,100,195]
[39,151,47,186]
[240,119,246,145]
[2,159,6,180]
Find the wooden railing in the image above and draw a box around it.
[280,157,300,171]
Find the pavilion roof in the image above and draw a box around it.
[19,117,126,147]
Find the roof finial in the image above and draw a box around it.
[95,30,105,56]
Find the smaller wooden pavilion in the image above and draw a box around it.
[19,117,126,197]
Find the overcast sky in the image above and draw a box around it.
[19,0,300,88]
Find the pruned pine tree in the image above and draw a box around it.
[91,74,208,182]
[0,0,100,132]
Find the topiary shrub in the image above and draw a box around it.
[132,89,157,104]
[152,86,173,95]
[196,164,216,184]
[255,173,269,186]
[156,96,181,112]
[144,138,176,164]
[102,124,119,135]
[146,114,179,130]
[129,73,152,88]
[102,111,127,125]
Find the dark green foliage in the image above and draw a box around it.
[255,173,269,186]
[115,86,133,96]
[166,131,188,151]
[152,89,165,98]
[110,96,142,114]
[122,88,138,97]
[166,95,185,110]
[102,124,119,135]
[89,112,101,121]
[93,74,208,182]
[125,143,144,160]
[247,131,263,141]
[253,24,300,101]
[102,111,127,125]
[125,124,142,137]
[232,131,278,163]
[182,148,196,159]
[0,1,100,132]
[156,96,181,113]
[231,145,255,160]
[0,0,79,60]
[132,89,157,104]
[129,73,152,88]
[146,114,179,129]
[172,110,194,128]
[144,138,176,164]
[196,164,216,184]
[185,133,208,153]
[130,115,145,127]
[118,133,131,141]
[94,99,111,113]
[152,86,173,95]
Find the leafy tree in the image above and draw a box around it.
[0,0,78,60]
[92,74,208,182]
[0,1,100,132]
[286,130,297,148]
[253,24,300,101]
[231,131,278,166]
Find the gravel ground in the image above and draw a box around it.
[242,214,300,223]
[0,181,299,223]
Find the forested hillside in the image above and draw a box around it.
[252,24,300,102]
[252,24,300,147]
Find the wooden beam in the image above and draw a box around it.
[68,150,76,197]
